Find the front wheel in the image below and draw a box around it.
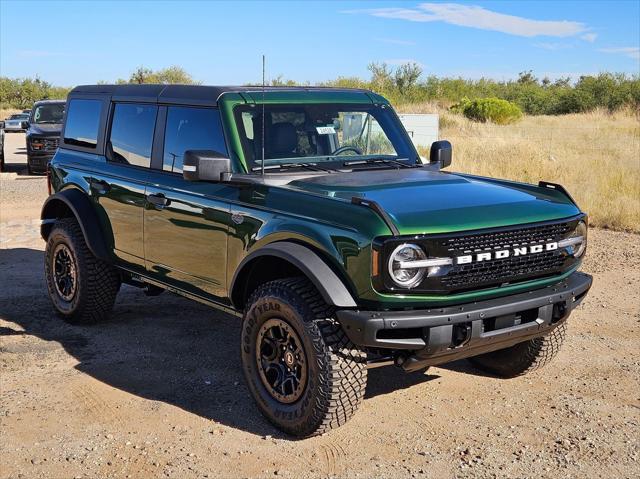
[45,218,120,324]
[241,277,367,437]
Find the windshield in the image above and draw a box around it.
[234,103,417,171]
[9,114,29,120]
[32,103,65,124]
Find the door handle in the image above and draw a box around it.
[89,178,110,195]
[146,193,170,210]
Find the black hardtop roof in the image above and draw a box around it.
[33,99,66,106]
[70,84,373,106]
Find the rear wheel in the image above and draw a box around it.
[468,322,567,378]
[241,277,367,437]
[45,218,120,324]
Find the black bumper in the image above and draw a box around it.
[27,153,54,172]
[336,272,592,371]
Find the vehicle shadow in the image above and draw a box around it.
[0,247,438,438]
[0,161,28,174]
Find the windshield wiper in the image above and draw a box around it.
[343,157,416,169]
[251,162,333,173]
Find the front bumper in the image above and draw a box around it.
[27,152,55,172]
[337,271,592,371]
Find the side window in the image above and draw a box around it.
[109,103,157,167]
[64,99,101,148]
[163,107,227,173]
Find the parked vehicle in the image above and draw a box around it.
[25,100,66,174]
[41,84,592,437]
[3,113,30,132]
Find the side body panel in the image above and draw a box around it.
[144,170,233,299]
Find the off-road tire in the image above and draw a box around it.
[241,277,367,437]
[468,322,567,378]
[45,217,120,324]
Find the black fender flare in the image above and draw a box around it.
[40,189,111,260]
[230,242,358,309]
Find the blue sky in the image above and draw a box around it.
[1,1,638,86]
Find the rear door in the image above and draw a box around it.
[90,102,157,271]
[144,105,233,300]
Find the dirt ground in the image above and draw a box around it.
[1,132,639,479]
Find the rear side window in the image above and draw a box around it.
[64,100,101,148]
[109,103,157,167]
[162,107,227,173]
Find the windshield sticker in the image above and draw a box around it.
[316,126,336,135]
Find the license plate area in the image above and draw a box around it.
[482,308,539,333]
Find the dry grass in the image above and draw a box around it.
[401,105,640,233]
[1,108,23,120]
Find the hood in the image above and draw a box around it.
[286,169,580,235]
[28,123,62,136]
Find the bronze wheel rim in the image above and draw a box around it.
[255,318,308,404]
[52,243,77,302]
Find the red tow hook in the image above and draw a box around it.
[46,165,52,195]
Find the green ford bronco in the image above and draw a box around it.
[41,84,592,436]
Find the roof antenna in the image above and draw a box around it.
[261,54,266,177]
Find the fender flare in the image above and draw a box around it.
[40,189,111,260]
[230,241,358,308]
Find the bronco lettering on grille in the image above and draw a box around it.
[456,241,559,265]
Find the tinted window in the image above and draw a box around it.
[234,104,408,169]
[109,103,157,167]
[32,103,65,124]
[64,100,101,148]
[163,107,227,173]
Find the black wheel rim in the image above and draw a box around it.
[52,244,77,302]
[256,318,308,404]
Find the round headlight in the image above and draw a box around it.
[566,221,588,258]
[388,244,426,288]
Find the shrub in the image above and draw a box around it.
[451,97,523,124]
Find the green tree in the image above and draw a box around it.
[120,66,199,85]
[394,62,423,94]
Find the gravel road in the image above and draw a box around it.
[1,134,639,479]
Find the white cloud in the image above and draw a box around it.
[376,37,416,46]
[598,47,640,60]
[344,3,591,38]
[581,33,598,43]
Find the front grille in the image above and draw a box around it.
[441,250,565,289]
[377,217,582,295]
[442,222,571,254]
[43,138,59,151]
[438,222,573,291]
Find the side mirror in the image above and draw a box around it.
[183,150,231,182]
[20,121,29,129]
[429,140,452,169]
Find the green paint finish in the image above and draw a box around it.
[218,93,248,172]
[49,86,589,314]
[285,168,580,234]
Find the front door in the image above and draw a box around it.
[144,106,233,300]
